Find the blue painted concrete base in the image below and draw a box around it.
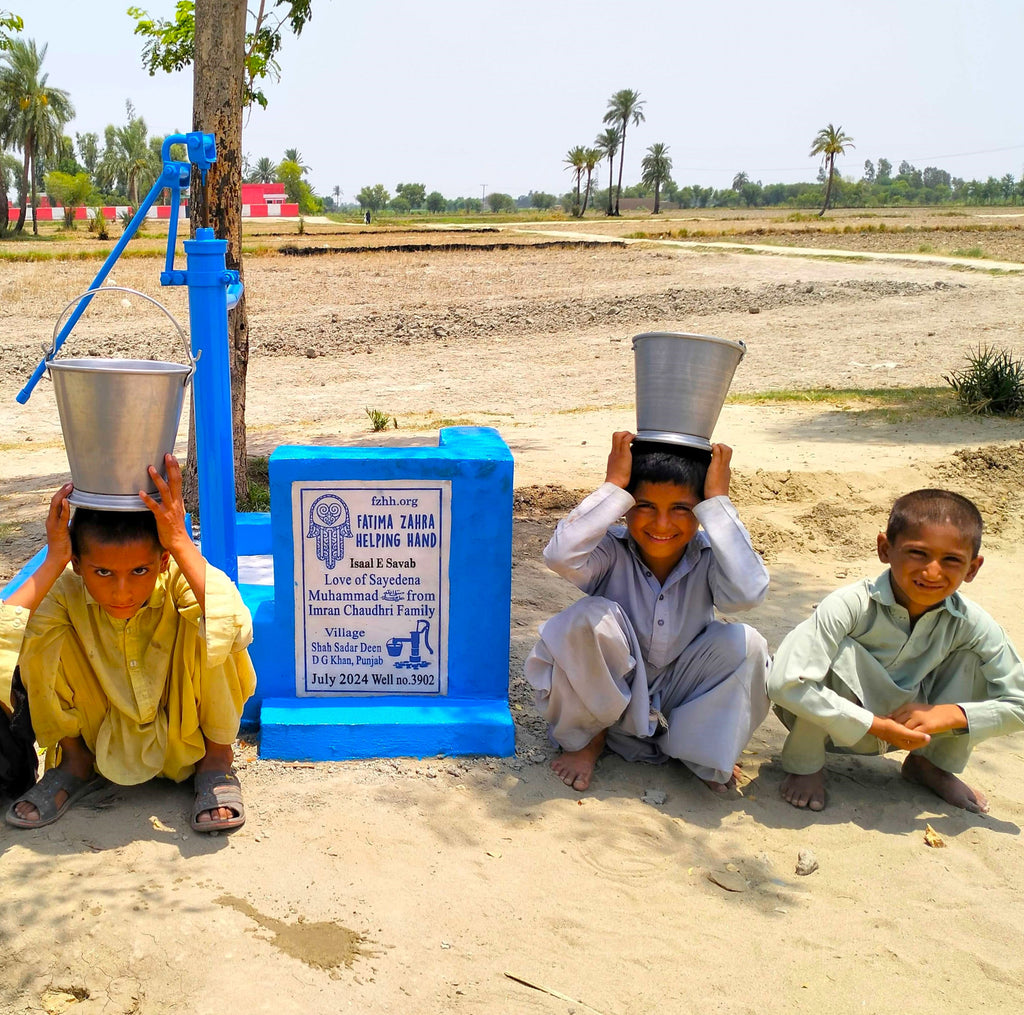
[240,582,276,727]
[259,696,515,760]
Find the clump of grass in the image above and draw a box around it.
[88,209,110,240]
[240,456,270,512]
[366,407,398,431]
[944,346,1024,416]
[951,246,985,258]
[917,243,934,253]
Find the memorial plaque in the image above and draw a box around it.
[292,480,451,696]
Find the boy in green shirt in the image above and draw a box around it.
[768,488,1024,813]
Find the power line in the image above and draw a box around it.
[886,143,1024,162]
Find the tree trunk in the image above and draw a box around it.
[615,120,627,216]
[819,156,834,217]
[190,0,249,510]
[653,182,660,215]
[29,147,37,236]
[15,146,28,234]
[607,156,614,215]
[0,183,9,237]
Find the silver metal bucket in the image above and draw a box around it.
[632,331,746,452]
[46,288,194,510]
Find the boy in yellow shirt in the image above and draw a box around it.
[1,456,256,831]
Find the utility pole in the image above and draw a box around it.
[480,184,487,205]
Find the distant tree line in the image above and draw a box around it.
[657,160,1024,211]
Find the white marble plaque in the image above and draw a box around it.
[292,480,451,696]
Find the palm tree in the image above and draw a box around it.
[594,126,621,216]
[602,89,645,215]
[0,10,22,51]
[250,156,276,183]
[96,103,160,207]
[0,39,74,234]
[563,145,586,215]
[579,147,601,215]
[641,142,672,215]
[810,123,855,216]
[283,147,310,173]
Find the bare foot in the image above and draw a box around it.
[701,763,744,794]
[780,770,826,811]
[13,735,94,824]
[551,731,606,792]
[193,737,238,826]
[902,754,989,813]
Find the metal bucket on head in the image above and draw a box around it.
[46,287,194,511]
[632,331,746,452]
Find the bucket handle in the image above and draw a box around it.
[46,286,196,383]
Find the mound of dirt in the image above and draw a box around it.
[931,442,1024,542]
[513,484,588,519]
[793,501,883,559]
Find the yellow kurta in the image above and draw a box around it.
[0,602,30,709]
[4,561,256,785]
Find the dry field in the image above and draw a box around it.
[2,213,1024,1014]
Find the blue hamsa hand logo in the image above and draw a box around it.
[306,493,353,569]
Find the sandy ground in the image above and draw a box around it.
[2,223,1024,1014]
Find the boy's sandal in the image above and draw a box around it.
[191,769,245,833]
[5,768,106,829]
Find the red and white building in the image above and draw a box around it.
[242,182,299,217]
[25,183,300,222]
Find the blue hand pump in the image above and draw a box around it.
[17,132,243,582]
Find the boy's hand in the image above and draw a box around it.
[703,444,732,499]
[3,482,73,613]
[605,431,634,489]
[869,715,931,751]
[45,482,74,567]
[141,454,208,610]
[140,454,191,555]
[888,702,967,735]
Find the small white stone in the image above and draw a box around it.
[795,849,819,876]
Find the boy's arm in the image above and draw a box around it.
[2,484,73,710]
[543,431,635,590]
[1,485,72,712]
[140,455,206,613]
[543,485,633,588]
[892,611,1024,743]
[694,445,768,611]
[169,562,254,664]
[770,585,943,754]
[144,456,253,661]
[768,588,885,748]
[3,483,73,613]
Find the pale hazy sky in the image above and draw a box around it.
[19,0,1024,202]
